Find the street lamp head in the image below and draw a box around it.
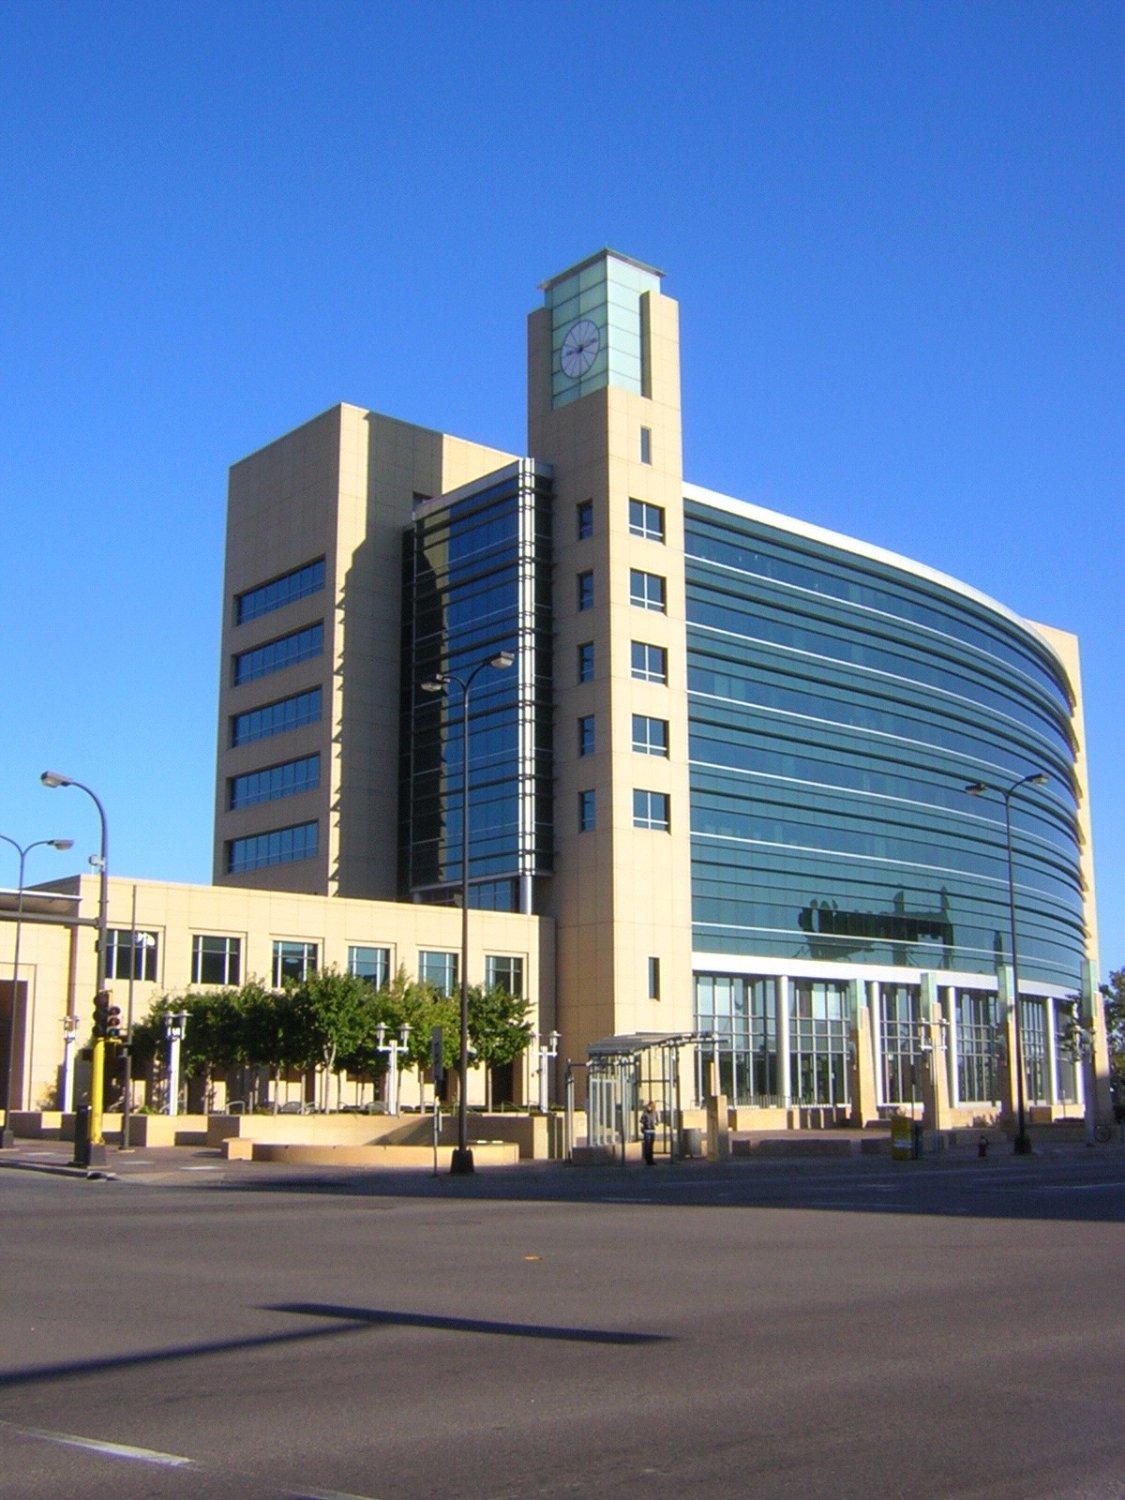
[1028,773,1048,787]
[50,839,74,851]
[420,676,446,694]
[40,771,72,789]
[489,651,515,671]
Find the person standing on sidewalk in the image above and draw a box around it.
[641,1100,658,1165]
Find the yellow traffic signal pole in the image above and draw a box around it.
[41,773,109,1168]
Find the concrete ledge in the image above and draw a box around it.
[125,1115,209,1148]
[223,1139,521,1168]
[570,1145,617,1166]
[733,1137,859,1158]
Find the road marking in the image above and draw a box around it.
[1029,1180,1125,1192]
[8,1422,194,1468]
[5,1421,379,1496]
[294,1489,379,1499]
[181,1164,222,1171]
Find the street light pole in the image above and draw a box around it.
[422,650,514,1175]
[965,771,1048,1156]
[1,835,74,1148]
[41,772,109,1166]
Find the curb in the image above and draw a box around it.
[0,1158,116,1182]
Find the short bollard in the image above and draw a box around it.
[978,1134,989,1159]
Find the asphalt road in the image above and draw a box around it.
[1,1147,1122,1498]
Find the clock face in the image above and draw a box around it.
[560,318,600,379]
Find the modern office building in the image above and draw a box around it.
[202,246,1107,1128]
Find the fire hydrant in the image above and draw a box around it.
[978,1134,989,1158]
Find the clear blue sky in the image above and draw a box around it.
[2,2,1121,975]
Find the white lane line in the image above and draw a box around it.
[1030,1180,1125,1192]
[10,1422,194,1468]
[295,1489,379,1499]
[181,1164,222,1171]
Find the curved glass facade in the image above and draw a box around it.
[685,499,1087,989]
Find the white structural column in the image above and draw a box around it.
[870,978,888,1110]
[1044,995,1059,1108]
[941,986,958,1106]
[868,981,883,1107]
[775,976,791,1108]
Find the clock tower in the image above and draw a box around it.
[528,250,694,1069]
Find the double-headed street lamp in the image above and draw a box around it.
[422,649,514,1175]
[41,772,109,1167]
[965,770,1048,1156]
[1,835,74,1148]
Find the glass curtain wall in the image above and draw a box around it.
[790,980,850,1106]
[955,989,1001,1103]
[693,975,778,1104]
[400,461,553,913]
[684,498,1088,989]
[879,983,923,1105]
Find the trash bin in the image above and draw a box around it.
[679,1126,703,1158]
[891,1115,913,1161]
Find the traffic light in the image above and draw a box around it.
[93,991,110,1037]
[106,1003,123,1040]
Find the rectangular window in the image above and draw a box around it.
[632,714,669,756]
[629,569,665,612]
[236,558,325,626]
[878,985,923,1106]
[640,426,652,464]
[226,820,318,874]
[790,981,850,1106]
[348,945,390,988]
[577,642,594,683]
[633,789,670,831]
[579,789,596,832]
[576,499,593,539]
[229,754,319,810]
[648,956,661,1001]
[629,499,665,543]
[105,929,158,982]
[485,955,525,997]
[272,940,317,986]
[578,714,595,757]
[577,571,594,611]
[419,950,458,995]
[192,935,242,986]
[631,641,667,684]
[233,622,323,686]
[230,688,321,747]
[956,989,1000,1103]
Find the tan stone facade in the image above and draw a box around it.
[214,405,515,898]
[0,875,553,1118]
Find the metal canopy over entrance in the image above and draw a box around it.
[575,1030,716,1162]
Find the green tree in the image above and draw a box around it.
[1101,968,1125,1085]
[239,980,303,1113]
[289,967,377,1110]
[468,984,533,1109]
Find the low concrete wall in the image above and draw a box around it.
[207,1110,551,1159]
[9,1111,67,1139]
[125,1115,209,1147]
[729,1107,788,1131]
[734,1137,859,1158]
[225,1140,521,1169]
